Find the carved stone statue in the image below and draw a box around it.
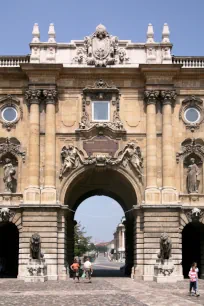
[59,145,83,178]
[187,158,199,193]
[30,233,41,260]
[157,233,172,262]
[3,158,16,192]
[0,207,15,222]
[119,142,143,176]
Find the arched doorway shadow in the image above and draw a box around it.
[63,168,138,277]
[182,222,204,278]
[0,222,19,278]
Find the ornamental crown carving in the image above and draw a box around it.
[72,24,129,67]
[59,142,143,180]
[25,89,42,104]
[176,138,204,163]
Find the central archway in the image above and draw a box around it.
[0,222,19,278]
[62,167,138,276]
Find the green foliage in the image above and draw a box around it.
[74,222,96,257]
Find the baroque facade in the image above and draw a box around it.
[0,22,204,281]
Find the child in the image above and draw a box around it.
[71,259,80,282]
[190,262,200,296]
[189,263,199,296]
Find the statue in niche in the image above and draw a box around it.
[3,158,16,192]
[59,145,83,178]
[187,158,199,193]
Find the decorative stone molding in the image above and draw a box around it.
[144,90,160,105]
[183,207,204,223]
[160,90,177,106]
[42,89,58,104]
[179,96,204,132]
[0,207,15,222]
[25,89,42,105]
[176,138,204,163]
[0,95,23,131]
[59,142,143,180]
[72,24,128,67]
[78,79,125,136]
[0,137,26,162]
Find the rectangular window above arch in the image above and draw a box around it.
[92,101,110,122]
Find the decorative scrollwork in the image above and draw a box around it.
[183,207,204,223]
[176,138,204,163]
[72,24,128,67]
[59,142,143,179]
[0,207,15,222]
[0,137,26,162]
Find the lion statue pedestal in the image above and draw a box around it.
[153,233,177,283]
[25,233,48,282]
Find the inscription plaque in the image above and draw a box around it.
[83,136,118,156]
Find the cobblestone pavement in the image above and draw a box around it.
[0,278,203,306]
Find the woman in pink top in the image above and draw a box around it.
[189,263,198,296]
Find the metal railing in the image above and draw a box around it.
[172,56,204,68]
[0,55,30,67]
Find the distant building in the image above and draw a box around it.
[113,218,126,262]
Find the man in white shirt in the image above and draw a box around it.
[83,257,93,282]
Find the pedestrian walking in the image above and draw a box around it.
[190,262,200,296]
[70,259,80,282]
[189,263,199,296]
[83,257,93,283]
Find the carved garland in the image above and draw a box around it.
[0,95,23,131]
[0,137,26,162]
[176,138,204,163]
[179,96,204,132]
[79,79,124,134]
[59,142,143,181]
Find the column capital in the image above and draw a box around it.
[144,90,160,105]
[42,89,58,104]
[25,89,41,104]
[161,90,177,106]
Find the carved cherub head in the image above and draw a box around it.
[190,158,195,164]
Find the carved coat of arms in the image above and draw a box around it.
[73,24,128,67]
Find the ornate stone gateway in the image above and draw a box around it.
[0,21,204,283]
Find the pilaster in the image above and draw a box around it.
[41,89,57,204]
[144,90,161,204]
[161,90,178,204]
[24,89,41,204]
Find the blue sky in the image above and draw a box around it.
[1,0,204,56]
[2,0,203,241]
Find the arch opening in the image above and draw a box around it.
[182,222,204,278]
[0,222,19,278]
[63,168,138,277]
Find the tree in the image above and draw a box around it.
[74,222,95,257]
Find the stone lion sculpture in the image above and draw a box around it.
[30,233,41,260]
[157,233,172,261]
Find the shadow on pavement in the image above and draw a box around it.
[92,268,125,277]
